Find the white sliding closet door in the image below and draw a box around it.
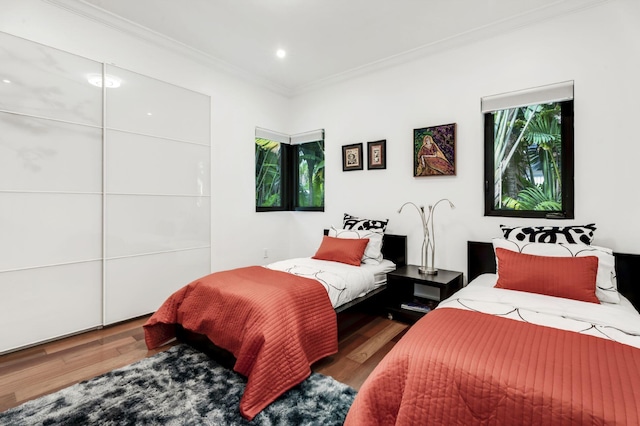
[103,65,211,325]
[0,33,211,352]
[0,33,103,353]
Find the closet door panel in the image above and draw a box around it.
[0,261,102,353]
[0,113,102,193]
[104,248,211,324]
[105,65,210,144]
[106,195,210,258]
[0,31,212,353]
[103,65,210,330]
[106,130,210,196]
[0,32,102,126]
[0,193,102,271]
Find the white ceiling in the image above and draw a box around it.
[49,0,608,95]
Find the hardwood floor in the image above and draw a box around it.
[314,312,408,390]
[0,311,408,413]
[0,316,175,412]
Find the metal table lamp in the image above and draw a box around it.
[398,198,455,275]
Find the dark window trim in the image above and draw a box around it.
[256,143,292,212]
[294,206,325,212]
[256,141,324,213]
[484,100,574,219]
[292,141,324,212]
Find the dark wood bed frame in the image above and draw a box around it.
[176,233,407,367]
[467,241,640,311]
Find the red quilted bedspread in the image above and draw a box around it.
[144,266,338,420]
[345,308,640,425]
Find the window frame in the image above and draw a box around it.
[293,140,325,212]
[255,130,324,213]
[484,100,574,219]
[255,140,291,212]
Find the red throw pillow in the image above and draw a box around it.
[495,248,600,304]
[312,236,369,266]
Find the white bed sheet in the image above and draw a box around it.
[437,273,640,349]
[265,258,395,309]
[362,259,396,288]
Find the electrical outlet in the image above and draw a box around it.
[263,248,269,258]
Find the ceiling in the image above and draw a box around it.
[49,0,606,95]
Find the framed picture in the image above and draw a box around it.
[413,123,456,177]
[342,143,363,171]
[367,140,386,170]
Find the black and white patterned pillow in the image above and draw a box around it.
[343,213,388,232]
[500,224,596,245]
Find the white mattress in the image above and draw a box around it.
[437,273,640,349]
[265,258,396,309]
[362,259,396,287]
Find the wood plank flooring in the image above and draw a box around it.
[0,311,408,413]
[314,312,408,390]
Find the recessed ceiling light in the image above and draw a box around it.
[276,49,286,59]
[87,73,121,88]
[147,112,153,116]
[2,79,11,84]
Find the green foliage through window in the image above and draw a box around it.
[255,130,324,211]
[255,138,282,208]
[297,141,324,208]
[484,101,574,218]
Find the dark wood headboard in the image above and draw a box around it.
[467,241,640,311]
[323,230,406,267]
[381,234,407,267]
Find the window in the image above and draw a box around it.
[483,82,574,218]
[255,137,284,209]
[295,139,325,209]
[255,128,324,212]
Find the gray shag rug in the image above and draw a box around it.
[0,344,356,425]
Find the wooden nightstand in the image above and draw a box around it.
[386,265,463,323]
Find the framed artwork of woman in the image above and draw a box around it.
[413,123,456,177]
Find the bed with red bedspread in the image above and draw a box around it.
[346,308,640,425]
[346,240,640,425]
[144,266,337,420]
[144,233,406,420]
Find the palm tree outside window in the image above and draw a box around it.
[256,128,324,212]
[483,82,574,219]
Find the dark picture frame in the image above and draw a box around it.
[367,140,386,170]
[342,143,363,171]
[413,123,456,177]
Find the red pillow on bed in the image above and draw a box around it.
[312,236,369,266]
[495,248,600,304]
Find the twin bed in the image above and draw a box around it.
[346,237,640,425]
[144,221,640,423]
[144,220,406,420]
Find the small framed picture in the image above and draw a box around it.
[342,143,363,171]
[367,140,386,170]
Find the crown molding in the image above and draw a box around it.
[42,0,294,97]
[44,0,611,99]
[292,0,612,96]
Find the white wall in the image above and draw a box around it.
[2,0,639,280]
[0,0,292,272]
[288,0,640,274]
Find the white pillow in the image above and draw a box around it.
[492,238,620,304]
[329,227,383,265]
